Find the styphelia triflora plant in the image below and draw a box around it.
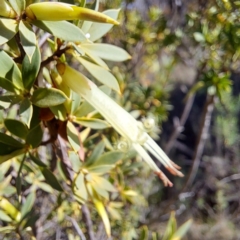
[0,0,183,236]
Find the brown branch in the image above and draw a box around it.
[82,204,97,240]
[165,93,195,154]
[182,94,215,191]
[40,45,71,69]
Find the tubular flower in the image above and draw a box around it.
[25,2,119,25]
[56,63,184,186]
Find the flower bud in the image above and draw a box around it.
[25,2,119,25]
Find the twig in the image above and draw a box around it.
[165,94,195,154]
[182,94,215,190]
[219,173,240,184]
[68,217,87,240]
[81,204,96,240]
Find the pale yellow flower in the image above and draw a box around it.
[56,63,183,186]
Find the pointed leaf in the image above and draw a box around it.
[9,0,25,15]
[0,50,23,90]
[0,77,19,93]
[74,172,88,201]
[171,219,192,240]
[67,121,81,152]
[31,88,67,107]
[19,20,36,61]
[88,9,120,42]
[0,210,12,222]
[94,151,124,166]
[4,119,28,139]
[86,141,105,166]
[41,168,63,192]
[73,117,110,129]
[29,153,47,167]
[76,57,120,93]
[19,99,33,128]
[20,192,35,219]
[32,20,87,42]
[0,132,24,148]
[22,46,41,90]
[70,91,81,114]
[26,124,43,148]
[93,199,111,237]
[0,19,18,45]
[0,148,26,164]
[50,104,68,121]
[81,43,131,62]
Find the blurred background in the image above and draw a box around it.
[102,0,240,239]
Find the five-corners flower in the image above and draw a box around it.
[56,63,184,187]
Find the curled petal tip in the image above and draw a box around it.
[155,171,173,187]
[166,166,184,177]
[170,160,182,170]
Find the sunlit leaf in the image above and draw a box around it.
[81,43,131,62]
[26,124,43,148]
[73,117,110,129]
[32,20,87,42]
[19,99,33,128]
[94,151,124,166]
[31,88,67,107]
[93,199,111,237]
[20,192,36,219]
[76,56,120,93]
[19,20,36,61]
[171,219,192,240]
[0,19,18,45]
[22,46,41,90]
[67,121,81,152]
[4,119,28,139]
[88,9,120,42]
[0,50,23,90]
[74,172,88,201]
[85,141,105,166]
[9,0,25,15]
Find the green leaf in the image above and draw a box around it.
[32,20,87,42]
[0,226,15,233]
[0,132,24,148]
[93,199,111,237]
[73,101,95,118]
[0,50,23,90]
[0,77,20,93]
[19,20,36,61]
[86,141,105,166]
[8,0,25,15]
[171,219,192,240]
[0,148,26,164]
[20,192,36,219]
[0,210,12,222]
[41,168,63,192]
[74,172,88,201]
[87,165,113,174]
[29,153,47,167]
[73,117,110,129]
[0,19,18,45]
[162,212,177,240]
[4,119,28,139]
[81,43,131,62]
[26,124,43,148]
[70,91,81,114]
[19,99,33,128]
[31,88,67,107]
[50,104,68,121]
[76,56,120,93]
[94,151,124,166]
[67,121,81,152]
[88,9,120,42]
[92,175,116,192]
[22,46,41,90]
